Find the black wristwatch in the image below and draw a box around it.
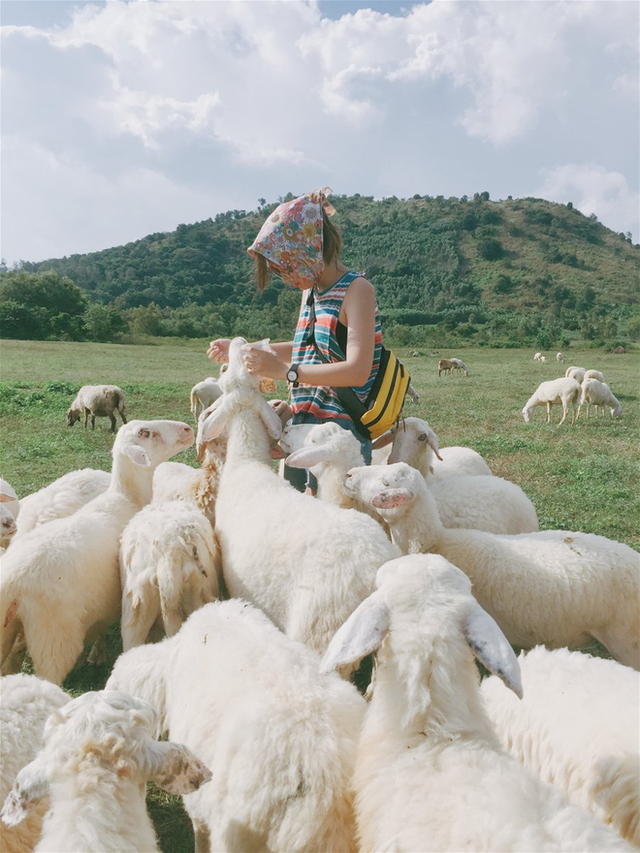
[286,363,300,386]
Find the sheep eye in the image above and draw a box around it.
[382,479,389,487]
[138,428,151,438]
[418,434,427,442]
[344,472,352,479]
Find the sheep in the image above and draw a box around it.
[557,352,565,362]
[566,366,587,383]
[0,479,20,550]
[119,499,221,650]
[342,462,640,669]
[0,420,194,684]
[540,355,547,362]
[437,358,454,376]
[197,337,400,657]
[107,599,366,853]
[534,351,543,361]
[1,674,70,853]
[1,690,211,853]
[14,468,111,538]
[371,417,538,534]
[522,377,582,425]
[583,368,605,383]
[578,379,623,420]
[190,376,225,421]
[66,384,127,433]
[481,646,640,847]
[321,554,632,852]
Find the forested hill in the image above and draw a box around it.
[7,194,640,347]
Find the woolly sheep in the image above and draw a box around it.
[197,337,400,656]
[565,365,586,377]
[450,357,470,376]
[0,674,70,853]
[481,646,639,846]
[66,384,127,433]
[343,462,640,669]
[107,599,366,852]
[540,355,547,362]
[578,379,623,420]
[522,377,582,425]
[119,499,221,650]
[1,690,211,853]
[583,369,605,383]
[321,554,632,852]
[0,420,194,684]
[15,468,111,538]
[152,436,226,526]
[372,418,538,534]
[557,352,565,362]
[190,376,224,421]
[534,351,543,361]
[437,358,454,376]
[566,366,587,384]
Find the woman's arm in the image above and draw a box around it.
[207,338,293,364]
[242,277,376,386]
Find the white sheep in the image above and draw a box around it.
[190,376,225,421]
[0,479,20,550]
[196,337,400,656]
[1,690,211,853]
[66,384,127,432]
[583,368,605,383]
[481,646,639,847]
[565,365,586,376]
[450,356,470,376]
[540,355,547,362]
[0,420,194,684]
[343,462,640,669]
[371,418,538,534]
[0,674,70,853]
[534,351,543,361]
[522,377,582,425]
[120,499,221,650]
[557,352,565,362]
[321,554,632,852]
[107,599,366,853]
[578,378,623,420]
[15,468,111,538]
[566,366,587,383]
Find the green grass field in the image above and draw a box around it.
[1,338,638,851]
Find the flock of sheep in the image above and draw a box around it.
[0,338,638,853]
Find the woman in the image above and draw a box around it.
[207,188,382,492]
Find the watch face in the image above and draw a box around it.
[287,366,298,382]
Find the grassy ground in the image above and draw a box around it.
[1,338,638,851]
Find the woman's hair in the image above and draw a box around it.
[254,208,343,292]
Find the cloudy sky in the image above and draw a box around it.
[1,0,638,264]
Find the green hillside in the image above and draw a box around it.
[3,193,639,348]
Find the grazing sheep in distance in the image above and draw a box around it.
[190,376,224,421]
[450,357,470,376]
[0,420,195,684]
[539,355,547,362]
[321,554,632,852]
[566,366,587,383]
[578,379,623,420]
[522,377,582,425]
[107,600,366,853]
[438,358,454,376]
[556,352,565,362]
[342,462,640,670]
[533,352,543,361]
[0,674,70,853]
[481,647,640,847]
[0,690,211,853]
[66,384,127,433]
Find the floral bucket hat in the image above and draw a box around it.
[247,187,336,286]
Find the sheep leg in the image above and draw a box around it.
[109,413,117,433]
[591,628,640,672]
[121,590,161,652]
[86,635,107,666]
[193,822,210,853]
[91,414,96,430]
[83,408,90,429]
[558,403,568,426]
[546,402,552,423]
[120,408,128,424]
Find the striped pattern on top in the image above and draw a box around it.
[291,270,382,421]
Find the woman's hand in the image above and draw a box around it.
[207,338,231,363]
[242,344,288,381]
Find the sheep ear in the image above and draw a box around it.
[258,399,283,442]
[320,591,390,674]
[122,444,151,467]
[371,488,414,509]
[371,430,394,450]
[464,606,523,699]
[285,444,333,469]
[1,758,50,828]
[425,427,443,461]
[198,398,229,444]
[149,742,212,795]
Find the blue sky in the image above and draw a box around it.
[1,0,638,263]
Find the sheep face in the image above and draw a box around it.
[66,407,81,427]
[114,420,194,468]
[522,406,533,423]
[344,462,422,512]
[386,418,443,465]
[0,505,17,547]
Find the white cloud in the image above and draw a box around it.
[536,163,639,239]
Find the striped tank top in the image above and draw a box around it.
[291,270,383,421]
